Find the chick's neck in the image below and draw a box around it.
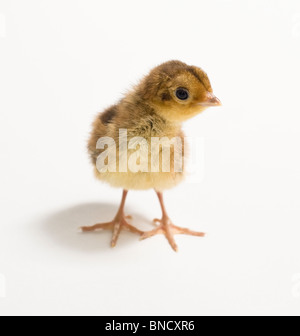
[124,93,183,138]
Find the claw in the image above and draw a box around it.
[141,217,204,252]
[80,215,142,247]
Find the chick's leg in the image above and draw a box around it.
[81,190,142,247]
[141,191,205,252]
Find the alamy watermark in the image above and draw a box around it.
[0,13,6,38]
[0,273,6,298]
[95,129,205,183]
[292,14,300,38]
[292,273,300,298]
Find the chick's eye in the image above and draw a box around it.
[175,88,189,101]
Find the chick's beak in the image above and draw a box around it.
[198,92,222,107]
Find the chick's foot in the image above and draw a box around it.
[81,214,143,248]
[140,217,205,252]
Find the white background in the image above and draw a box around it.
[0,0,300,316]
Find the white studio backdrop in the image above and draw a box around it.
[0,0,300,316]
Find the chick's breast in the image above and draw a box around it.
[88,102,186,192]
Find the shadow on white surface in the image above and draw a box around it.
[41,203,150,253]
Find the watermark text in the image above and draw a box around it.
[0,273,6,298]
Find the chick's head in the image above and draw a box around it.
[138,60,221,122]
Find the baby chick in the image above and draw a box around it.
[81,60,221,251]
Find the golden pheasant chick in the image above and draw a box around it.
[81,60,221,251]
